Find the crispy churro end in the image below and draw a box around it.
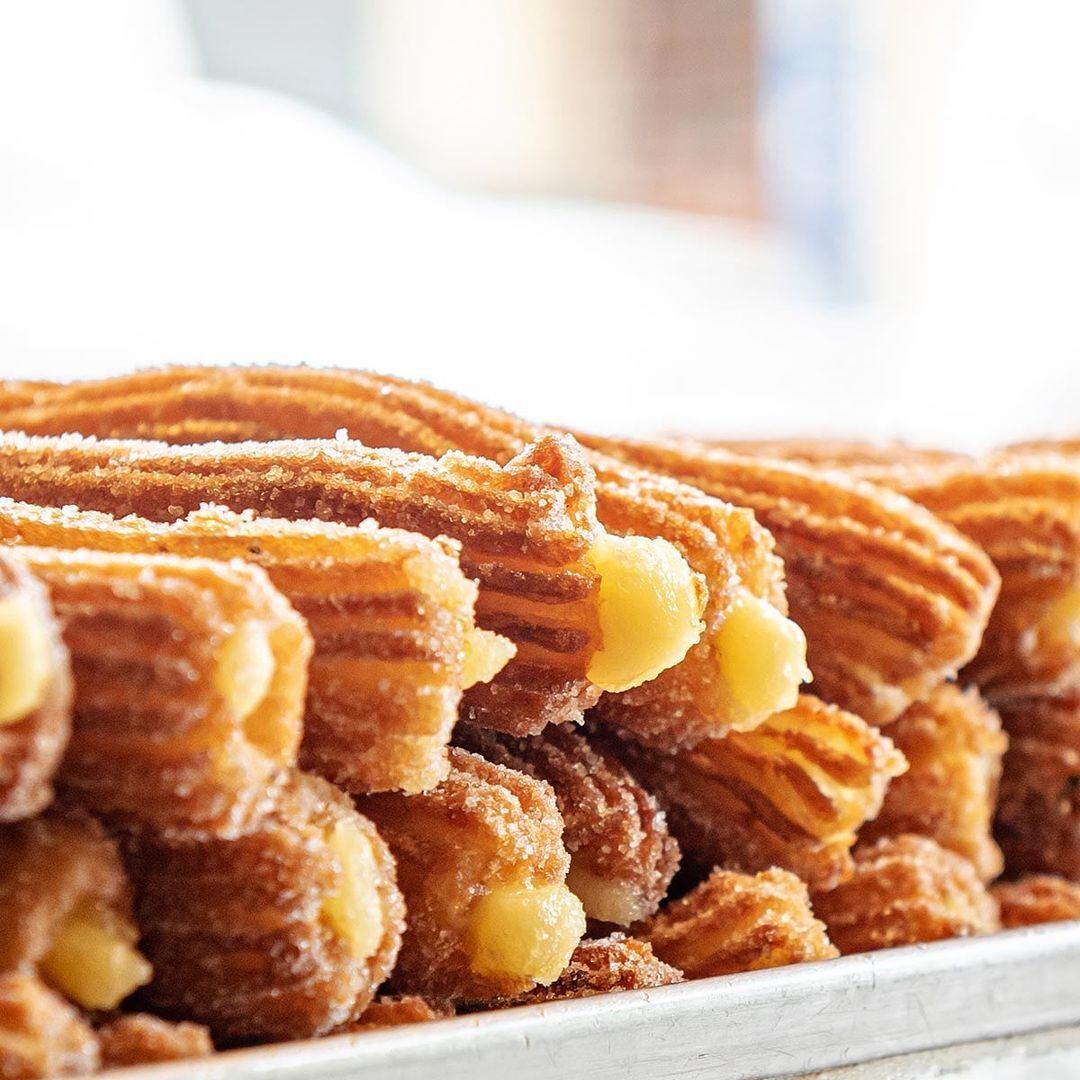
[321,819,386,963]
[213,618,276,725]
[716,590,810,726]
[467,883,585,986]
[0,590,53,726]
[585,533,706,693]
[39,900,152,1011]
[461,629,516,690]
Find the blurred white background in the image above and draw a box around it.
[0,0,1077,446]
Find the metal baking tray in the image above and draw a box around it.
[107,922,1080,1080]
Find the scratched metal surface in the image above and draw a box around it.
[107,923,1080,1080]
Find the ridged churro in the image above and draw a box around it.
[0,552,71,824]
[811,836,1000,954]
[0,810,151,1013]
[638,867,838,979]
[17,547,309,838]
[862,684,1006,881]
[125,771,404,1043]
[704,438,964,470]
[454,724,679,925]
[993,875,1080,928]
[0,974,99,1080]
[0,499,508,794]
[594,695,905,890]
[359,747,586,1003]
[0,366,811,748]
[96,1015,213,1068]
[0,430,705,740]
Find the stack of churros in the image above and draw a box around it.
[1,364,1078,1078]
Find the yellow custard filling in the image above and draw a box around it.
[213,620,275,721]
[1038,585,1080,652]
[0,592,52,726]
[322,820,384,961]
[565,858,647,927]
[461,628,517,689]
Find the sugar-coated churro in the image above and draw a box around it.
[346,995,454,1031]
[96,1015,213,1068]
[0,974,99,1080]
[992,875,1080,928]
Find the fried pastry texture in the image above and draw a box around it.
[0,810,151,1012]
[124,771,404,1043]
[15,546,309,838]
[0,430,705,740]
[992,875,1080,928]
[638,867,837,978]
[347,995,454,1031]
[994,693,1080,879]
[0,366,812,749]
[704,438,964,470]
[595,695,906,890]
[96,1014,213,1067]
[0,500,508,794]
[811,835,1000,954]
[359,747,585,1003]
[0,552,71,824]
[455,724,679,925]
[862,684,1006,881]
[0,975,99,1080]
[579,437,1000,725]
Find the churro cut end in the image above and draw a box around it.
[0,591,52,726]
[322,820,384,962]
[40,901,152,1011]
[467,883,586,986]
[586,533,706,693]
[461,628,516,690]
[717,591,810,724]
[213,620,275,722]
[1038,585,1080,651]
[566,859,647,926]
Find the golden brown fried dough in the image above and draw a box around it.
[811,835,1000,954]
[0,500,508,794]
[17,547,309,838]
[0,974,99,1080]
[360,748,585,1003]
[455,724,679,925]
[125,771,403,1043]
[862,684,1006,881]
[96,1014,213,1067]
[993,875,1080,928]
[346,996,454,1031]
[703,438,965,470]
[595,695,905,890]
[0,810,151,1012]
[0,430,705,741]
[0,366,812,750]
[0,552,71,824]
[638,867,837,978]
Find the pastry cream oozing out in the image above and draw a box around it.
[39,901,153,1011]
[585,533,706,693]
[467,883,586,985]
[717,591,810,724]
[321,820,384,961]
[1038,585,1080,651]
[461,628,516,690]
[565,858,647,927]
[0,592,52,726]
[213,620,275,722]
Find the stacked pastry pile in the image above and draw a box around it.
[0,367,1077,1079]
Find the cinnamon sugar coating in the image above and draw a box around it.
[0,975,99,1080]
[345,996,454,1031]
[993,875,1080,927]
[96,1014,213,1067]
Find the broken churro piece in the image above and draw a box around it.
[862,684,1006,881]
[811,836,1000,954]
[0,500,508,794]
[455,724,679,925]
[595,695,906,890]
[124,771,404,1043]
[0,810,151,1012]
[96,1015,213,1068]
[0,366,807,748]
[0,552,71,824]
[0,430,703,740]
[359,747,585,1003]
[638,867,838,978]
[15,547,309,838]
[0,974,99,1080]
[346,995,454,1031]
[993,876,1080,928]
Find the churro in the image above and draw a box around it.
[347,996,454,1031]
[992,876,1080,928]
[638,867,838,979]
[455,724,679,925]
[0,974,99,1080]
[359,747,586,1003]
[0,552,71,824]
[0,500,508,794]
[0,430,704,740]
[96,1015,213,1068]
[125,771,404,1043]
[594,695,905,890]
